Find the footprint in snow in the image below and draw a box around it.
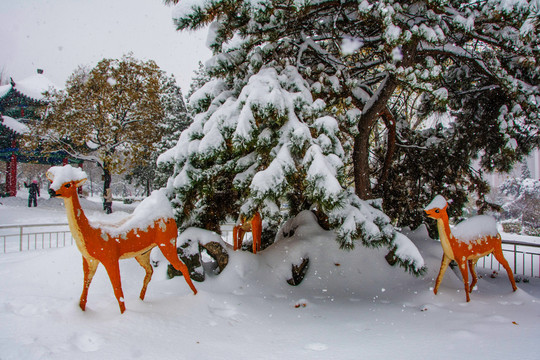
[304,343,328,351]
[486,315,510,323]
[208,304,239,321]
[73,332,103,352]
[451,330,476,340]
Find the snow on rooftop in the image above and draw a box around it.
[0,84,11,98]
[1,115,29,134]
[14,73,57,101]
[47,165,88,191]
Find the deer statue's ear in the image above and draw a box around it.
[75,178,87,188]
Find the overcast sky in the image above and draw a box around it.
[0,0,211,94]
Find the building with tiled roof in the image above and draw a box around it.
[1,70,81,196]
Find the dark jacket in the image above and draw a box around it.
[25,182,40,197]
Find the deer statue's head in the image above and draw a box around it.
[46,165,87,198]
[424,195,449,220]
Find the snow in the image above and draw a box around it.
[14,73,57,100]
[0,84,11,98]
[199,123,225,156]
[47,165,88,191]
[452,215,500,243]
[1,115,29,134]
[341,37,363,55]
[171,0,210,22]
[95,189,175,237]
[1,199,540,359]
[425,194,447,210]
[385,24,402,43]
[304,146,343,201]
[250,145,294,196]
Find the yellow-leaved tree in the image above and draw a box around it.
[27,54,167,211]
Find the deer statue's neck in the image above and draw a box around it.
[436,212,455,259]
[63,192,91,248]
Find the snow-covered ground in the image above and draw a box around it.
[1,191,540,359]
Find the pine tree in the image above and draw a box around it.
[161,0,539,274]
[186,61,211,99]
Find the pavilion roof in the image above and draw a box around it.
[0,71,58,103]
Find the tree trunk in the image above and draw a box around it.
[102,165,112,213]
[352,41,418,199]
[353,74,398,199]
[146,178,151,197]
[373,108,397,196]
[353,134,372,199]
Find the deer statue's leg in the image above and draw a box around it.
[469,259,478,292]
[159,242,198,295]
[233,225,240,250]
[102,260,126,314]
[251,213,262,254]
[239,230,246,250]
[234,228,246,251]
[80,256,98,311]
[456,259,471,302]
[492,247,518,292]
[434,255,452,295]
[135,251,153,301]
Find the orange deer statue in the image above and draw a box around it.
[425,195,517,302]
[233,212,262,254]
[46,165,197,313]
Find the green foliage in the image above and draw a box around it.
[160,0,540,275]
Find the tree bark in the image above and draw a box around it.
[352,40,418,199]
[102,165,112,213]
[373,108,397,196]
[353,73,398,199]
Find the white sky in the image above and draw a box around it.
[0,0,211,94]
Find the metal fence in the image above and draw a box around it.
[478,239,540,278]
[0,223,73,253]
[1,223,540,279]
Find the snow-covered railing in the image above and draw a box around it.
[0,223,73,254]
[478,239,540,278]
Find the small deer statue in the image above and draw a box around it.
[233,212,262,254]
[425,195,517,302]
[47,165,197,313]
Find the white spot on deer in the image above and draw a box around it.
[101,232,109,242]
[170,238,176,246]
[159,220,167,232]
[468,244,472,250]
[77,209,82,218]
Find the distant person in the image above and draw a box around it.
[24,180,40,207]
[103,188,113,214]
